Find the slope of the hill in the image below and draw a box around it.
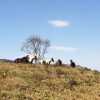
[0,62,100,100]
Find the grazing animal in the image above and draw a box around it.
[41,58,55,65]
[48,58,54,64]
[70,60,76,68]
[14,55,29,63]
[30,56,38,64]
[56,59,62,66]
[42,60,47,65]
[41,58,63,66]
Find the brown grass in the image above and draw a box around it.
[0,62,100,100]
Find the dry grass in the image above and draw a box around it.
[0,61,100,100]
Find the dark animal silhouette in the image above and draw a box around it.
[42,60,47,65]
[48,58,54,64]
[14,55,29,63]
[30,56,38,64]
[56,59,62,66]
[42,58,54,65]
[70,60,76,68]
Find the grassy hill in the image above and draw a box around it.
[0,61,100,100]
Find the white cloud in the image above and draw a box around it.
[49,46,78,52]
[48,20,70,28]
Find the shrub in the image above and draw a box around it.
[67,80,78,90]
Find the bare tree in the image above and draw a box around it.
[21,34,50,62]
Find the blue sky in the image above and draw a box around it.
[0,0,100,70]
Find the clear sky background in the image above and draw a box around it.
[0,0,100,70]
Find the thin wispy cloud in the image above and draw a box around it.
[49,45,78,52]
[48,20,70,28]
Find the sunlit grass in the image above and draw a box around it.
[0,62,100,100]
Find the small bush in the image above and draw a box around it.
[67,80,78,90]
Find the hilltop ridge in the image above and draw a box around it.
[0,62,100,100]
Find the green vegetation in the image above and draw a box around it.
[0,61,100,100]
